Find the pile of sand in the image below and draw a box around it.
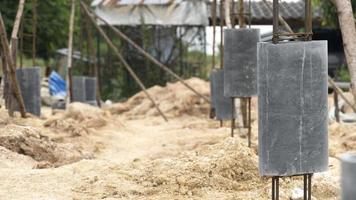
[106,78,210,118]
[44,102,111,136]
[0,124,93,168]
[329,122,356,156]
[72,137,339,200]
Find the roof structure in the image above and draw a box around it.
[209,0,322,26]
[92,0,186,7]
[91,0,322,27]
[91,0,209,26]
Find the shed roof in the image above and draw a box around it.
[209,1,322,26]
[92,0,209,26]
[92,0,186,7]
[91,0,322,27]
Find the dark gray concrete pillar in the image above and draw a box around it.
[16,67,41,116]
[223,28,260,97]
[341,153,356,200]
[72,76,86,102]
[210,69,235,120]
[257,41,329,176]
[85,77,96,101]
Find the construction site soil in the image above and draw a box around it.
[0,78,351,199]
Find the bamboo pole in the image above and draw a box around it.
[212,0,217,69]
[66,0,76,104]
[81,2,168,122]
[220,0,224,69]
[0,13,27,117]
[80,1,210,104]
[85,14,101,107]
[7,0,26,113]
[329,77,356,113]
[225,0,232,28]
[239,0,246,28]
[10,0,25,46]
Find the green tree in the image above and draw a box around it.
[315,0,356,101]
[314,0,356,27]
[0,0,74,62]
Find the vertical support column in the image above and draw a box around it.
[272,177,279,200]
[66,0,76,104]
[341,153,356,200]
[334,91,340,122]
[305,0,312,40]
[303,174,313,200]
[231,97,235,137]
[248,97,252,147]
[272,0,279,43]
[220,0,225,69]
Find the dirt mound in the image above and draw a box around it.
[73,135,339,200]
[73,139,268,199]
[0,124,92,168]
[106,78,210,118]
[329,122,356,156]
[44,102,111,136]
[135,138,263,197]
[0,146,37,169]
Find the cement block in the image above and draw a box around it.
[223,28,260,98]
[340,153,356,200]
[257,41,329,176]
[72,76,86,102]
[210,69,235,120]
[85,77,96,101]
[16,67,41,116]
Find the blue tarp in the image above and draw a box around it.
[49,71,66,98]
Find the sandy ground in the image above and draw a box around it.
[0,78,352,199]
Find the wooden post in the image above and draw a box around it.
[81,2,168,122]
[329,77,356,113]
[66,0,76,104]
[239,0,246,28]
[85,10,101,107]
[212,0,217,69]
[334,91,340,122]
[225,0,232,28]
[0,13,27,117]
[10,0,26,54]
[80,2,210,104]
[220,0,224,69]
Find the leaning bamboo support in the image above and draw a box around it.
[329,77,356,113]
[80,1,210,104]
[11,0,25,43]
[0,13,27,117]
[81,2,168,122]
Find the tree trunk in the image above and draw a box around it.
[66,0,76,104]
[332,0,356,103]
[225,0,232,28]
[0,14,27,117]
[239,0,246,28]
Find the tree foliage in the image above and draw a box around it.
[314,0,356,27]
[0,0,73,61]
